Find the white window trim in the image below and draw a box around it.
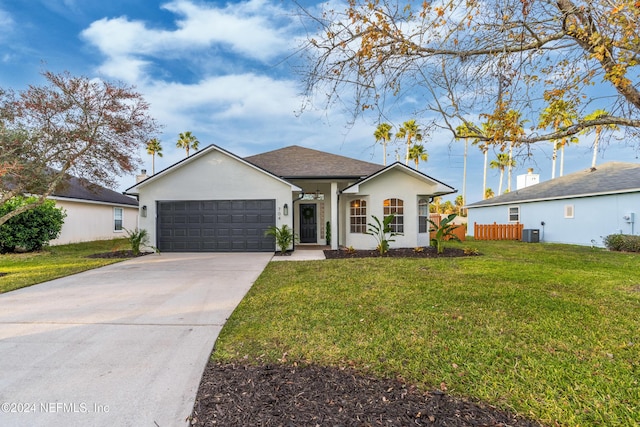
[114,207,124,232]
[564,204,574,219]
[418,198,429,233]
[508,206,520,222]
[349,199,367,234]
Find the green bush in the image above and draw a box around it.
[0,197,66,253]
[603,233,640,252]
[125,228,150,256]
[265,224,298,254]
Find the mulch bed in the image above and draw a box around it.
[86,250,153,259]
[324,246,477,259]
[190,362,543,426]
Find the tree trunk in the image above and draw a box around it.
[383,142,387,166]
[507,142,513,192]
[591,128,601,168]
[560,140,565,177]
[482,150,488,199]
[551,142,558,179]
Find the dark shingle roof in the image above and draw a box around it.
[467,162,640,208]
[52,175,138,206]
[245,145,384,179]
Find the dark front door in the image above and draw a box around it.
[299,203,317,243]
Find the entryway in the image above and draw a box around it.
[299,203,317,243]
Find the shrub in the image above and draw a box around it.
[427,213,461,254]
[463,246,479,255]
[0,197,66,253]
[325,221,331,246]
[367,215,402,256]
[603,234,640,252]
[125,228,150,256]
[265,225,298,254]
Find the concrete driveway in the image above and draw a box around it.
[0,252,272,427]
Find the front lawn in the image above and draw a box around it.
[213,240,640,426]
[0,238,131,293]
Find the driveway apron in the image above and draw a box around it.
[0,252,272,427]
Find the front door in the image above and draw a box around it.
[299,203,317,243]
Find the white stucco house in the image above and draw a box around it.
[466,162,640,246]
[124,145,456,252]
[49,175,139,245]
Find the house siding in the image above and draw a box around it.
[342,168,441,249]
[468,192,640,246]
[50,200,138,245]
[136,149,294,248]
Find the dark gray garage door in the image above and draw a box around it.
[157,200,276,252]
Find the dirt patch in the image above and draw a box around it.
[324,246,477,259]
[190,362,542,426]
[86,250,153,259]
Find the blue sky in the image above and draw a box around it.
[0,0,636,203]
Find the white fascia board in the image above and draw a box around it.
[48,196,138,208]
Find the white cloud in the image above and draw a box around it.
[0,7,14,37]
[81,0,299,82]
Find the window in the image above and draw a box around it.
[564,204,574,218]
[114,207,123,231]
[508,206,520,222]
[383,198,404,233]
[418,198,429,233]
[350,199,367,233]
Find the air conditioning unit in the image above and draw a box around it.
[522,229,540,243]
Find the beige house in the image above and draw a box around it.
[49,176,138,245]
[125,145,456,252]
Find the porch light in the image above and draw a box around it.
[283,203,289,216]
[141,205,147,217]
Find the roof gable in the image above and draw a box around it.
[244,145,383,178]
[126,144,301,194]
[341,162,456,195]
[467,162,640,208]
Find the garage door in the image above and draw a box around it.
[157,200,276,252]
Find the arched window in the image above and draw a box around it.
[418,198,429,233]
[383,198,404,233]
[350,199,367,233]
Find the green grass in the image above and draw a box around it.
[0,238,131,293]
[213,240,640,426]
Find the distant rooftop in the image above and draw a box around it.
[467,162,640,207]
[52,175,138,207]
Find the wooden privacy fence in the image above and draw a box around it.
[474,222,523,241]
[429,215,467,241]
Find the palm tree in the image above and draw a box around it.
[176,131,200,157]
[502,109,527,192]
[539,99,577,178]
[454,195,465,216]
[484,188,495,199]
[396,119,423,166]
[408,144,428,169]
[374,123,393,166]
[458,122,492,199]
[145,138,163,174]
[490,153,516,195]
[583,109,618,168]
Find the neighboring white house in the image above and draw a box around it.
[49,175,138,245]
[466,162,640,246]
[124,144,456,252]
